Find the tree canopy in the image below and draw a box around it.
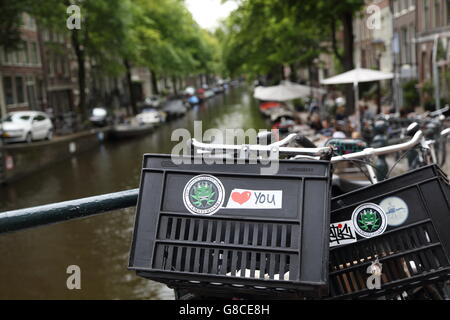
[24,0,219,78]
[0,0,221,113]
[220,0,364,84]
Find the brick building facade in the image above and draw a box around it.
[352,0,450,109]
[415,0,450,106]
[0,13,148,123]
[0,13,45,117]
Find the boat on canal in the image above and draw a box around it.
[162,99,188,120]
[111,122,154,139]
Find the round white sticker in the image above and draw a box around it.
[379,197,409,227]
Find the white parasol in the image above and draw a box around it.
[254,81,326,102]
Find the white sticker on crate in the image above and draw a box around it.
[225,189,282,209]
[379,197,409,227]
[330,220,357,247]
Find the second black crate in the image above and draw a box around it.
[328,165,450,299]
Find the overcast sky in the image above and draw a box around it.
[185,0,238,30]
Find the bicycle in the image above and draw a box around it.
[129,125,450,300]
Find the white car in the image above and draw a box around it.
[1,111,54,143]
[136,109,165,125]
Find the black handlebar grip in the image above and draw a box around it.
[295,134,317,148]
[257,131,274,145]
[406,122,420,137]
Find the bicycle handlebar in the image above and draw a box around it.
[429,106,449,118]
[441,128,450,137]
[191,129,425,162]
[191,134,332,157]
[330,131,423,163]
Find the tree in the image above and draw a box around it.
[0,0,33,50]
[222,0,365,113]
[30,0,147,116]
[305,0,365,114]
[17,0,219,117]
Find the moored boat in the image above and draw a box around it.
[163,99,188,121]
[259,101,282,117]
[111,123,154,139]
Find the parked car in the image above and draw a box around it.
[0,111,54,143]
[89,107,110,127]
[136,108,166,125]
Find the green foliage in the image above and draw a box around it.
[221,0,323,79]
[133,0,219,77]
[0,0,36,49]
[422,80,434,97]
[220,0,365,81]
[402,80,419,111]
[422,81,436,112]
[292,98,306,111]
[18,0,219,79]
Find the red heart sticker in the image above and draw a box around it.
[231,191,252,205]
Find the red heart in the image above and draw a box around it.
[231,191,252,205]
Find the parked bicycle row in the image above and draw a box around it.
[139,118,450,300]
[132,87,450,300]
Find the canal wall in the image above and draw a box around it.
[0,128,110,184]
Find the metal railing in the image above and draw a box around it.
[0,189,139,234]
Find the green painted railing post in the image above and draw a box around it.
[0,189,139,234]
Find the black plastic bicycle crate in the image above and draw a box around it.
[129,154,332,298]
[328,165,450,299]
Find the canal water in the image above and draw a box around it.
[0,86,270,299]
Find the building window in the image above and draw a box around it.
[16,76,25,104]
[15,41,28,64]
[55,55,61,74]
[400,27,409,64]
[28,17,36,29]
[435,1,440,28]
[36,79,44,104]
[24,42,30,64]
[22,13,36,30]
[30,42,39,64]
[62,57,69,76]
[26,77,37,109]
[410,24,416,64]
[21,13,28,28]
[14,50,21,64]
[48,53,54,76]
[3,76,14,105]
[8,51,15,64]
[447,0,450,24]
[42,29,49,42]
[424,1,430,30]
